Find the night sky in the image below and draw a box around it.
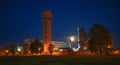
[0,0,120,48]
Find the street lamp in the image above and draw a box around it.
[107,45,111,48]
[69,36,80,52]
[38,47,41,51]
[69,36,76,42]
[5,50,9,53]
[69,36,76,48]
[83,47,87,50]
[17,47,21,52]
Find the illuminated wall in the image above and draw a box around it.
[42,10,53,54]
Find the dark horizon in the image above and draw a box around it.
[0,0,120,48]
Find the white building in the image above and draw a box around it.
[52,41,70,52]
[24,38,71,52]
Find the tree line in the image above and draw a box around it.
[3,39,54,56]
[79,23,112,55]
[2,23,113,55]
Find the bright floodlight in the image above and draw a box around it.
[70,36,75,42]
[59,49,63,52]
[17,47,21,51]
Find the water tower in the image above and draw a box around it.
[41,10,53,54]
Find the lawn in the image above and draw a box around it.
[0,55,120,65]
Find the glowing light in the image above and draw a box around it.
[38,48,41,51]
[114,50,119,54]
[17,48,21,51]
[5,50,9,53]
[69,36,75,42]
[59,49,63,52]
[83,47,87,50]
[44,44,50,54]
[52,52,60,56]
[53,47,59,51]
[72,48,79,52]
[107,45,111,48]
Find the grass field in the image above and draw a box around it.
[0,55,120,65]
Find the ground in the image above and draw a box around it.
[0,55,120,65]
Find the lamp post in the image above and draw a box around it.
[69,36,75,42]
[5,50,9,56]
[69,36,76,48]
[69,36,80,52]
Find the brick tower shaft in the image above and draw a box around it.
[43,21,52,54]
[42,10,52,54]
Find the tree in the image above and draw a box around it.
[24,42,30,54]
[88,24,112,55]
[48,44,54,55]
[10,44,17,56]
[79,28,88,51]
[4,43,11,56]
[30,39,44,54]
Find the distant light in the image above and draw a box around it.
[114,50,119,54]
[5,50,9,53]
[59,49,63,52]
[72,48,79,52]
[107,45,111,48]
[83,47,87,50]
[78,43,81,49]
[69,36,75,42]
[53,48,59,51]
[17,47,21,51]
[38,48,41,51]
